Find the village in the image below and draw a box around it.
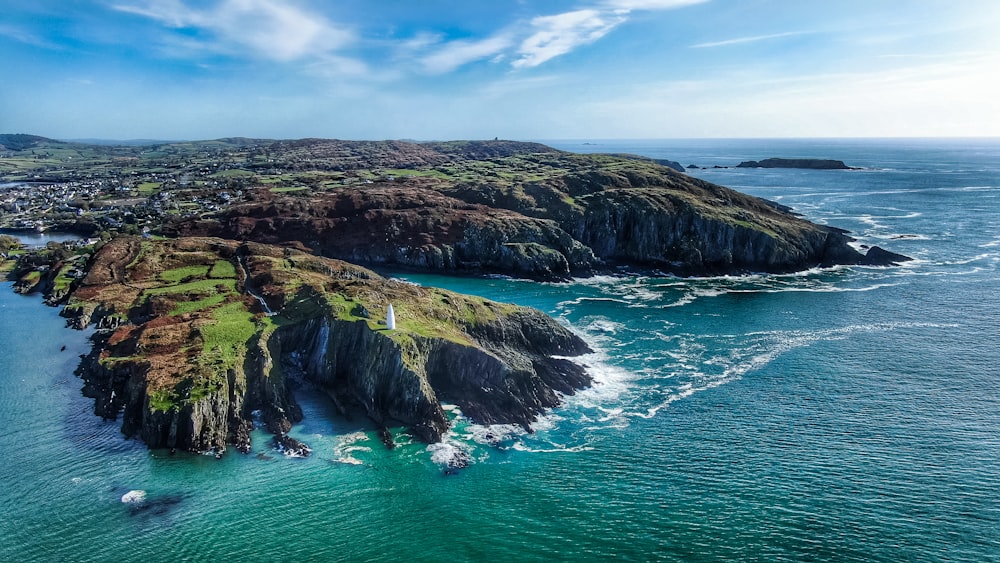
[0,175,244,236]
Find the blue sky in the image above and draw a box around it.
[2,0,998,140]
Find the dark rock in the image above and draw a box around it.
[377,427,395,449]
[273,434,312,457]
[653,159,685,172]
[860,246,913,266]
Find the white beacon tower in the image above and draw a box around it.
[386,303,396,330]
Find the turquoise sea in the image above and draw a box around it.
[1,139,998,562]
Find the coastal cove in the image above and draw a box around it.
[2,139,999,561]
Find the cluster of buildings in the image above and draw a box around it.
[0,176,243,235]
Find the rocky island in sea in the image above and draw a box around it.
[1,135,910,457]
[736,157,858,170]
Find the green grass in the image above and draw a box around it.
[148,389,177,413]
[136,182,161,195]
[159,264,211,283]
[324,293,371,324]
[208,259,237,279]
[199,301,268,368]
[21,270,41,284]
[52,263,78,293]
[269,186,309,193]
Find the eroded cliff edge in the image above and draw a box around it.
[55,237,591,455]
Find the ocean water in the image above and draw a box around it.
[1,139,998,562]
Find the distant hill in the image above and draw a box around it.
[0,134,58,151]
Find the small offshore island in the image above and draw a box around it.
[1,134,910,461]
[736,157,858,170]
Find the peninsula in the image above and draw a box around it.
[9,236,590,460]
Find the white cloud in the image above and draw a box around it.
[113,0,189,27]
[415,0,707,73]
[512,10,626,69]
[420,34,515,74]
[0,23,62,49]
[114,0,354,62]
[691,30,815,48]
[398,32,444,53]
[602,0,709,11]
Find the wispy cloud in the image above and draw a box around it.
[419,34,515,74]
[602,0,709,12]
[691,30,814,48]
[415,0,706,73]
[513,9,626,68]
[0,23,62,49]
[114,0,355,62]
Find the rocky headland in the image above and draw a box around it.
[24,237,591,456]
[164,141,901,279]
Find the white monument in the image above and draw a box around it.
[386,303,396,330]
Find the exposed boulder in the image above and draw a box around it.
[860,246,914,266]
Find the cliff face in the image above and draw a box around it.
[167,147,896,279]
[171,184,597,280]
[568,186,859,274]
[61,237,591,455]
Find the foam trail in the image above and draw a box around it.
[333,432,371,466]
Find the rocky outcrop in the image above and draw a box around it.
[60,237,592,455]
[859,245,913,266]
